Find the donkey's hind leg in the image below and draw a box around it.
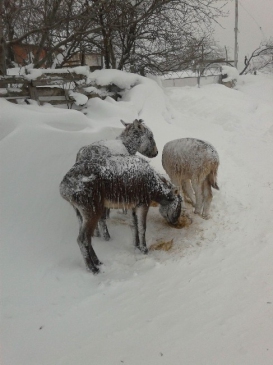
[182,179,196,206]
[74,207,99,268]
[77,211,102,273]
[202,177,213,219]
[191,178,203,216]
[77,230,100,274]
[74,207,83,226]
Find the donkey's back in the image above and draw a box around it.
[61,155,166,209]
[76,119,158,163]
[162,138,219,182]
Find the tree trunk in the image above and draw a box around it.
[99,13,111,69]
[0,0,7,75]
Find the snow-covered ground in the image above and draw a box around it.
[1,70,273,365]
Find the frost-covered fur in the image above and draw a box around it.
[60,155,181,274]
[162,138,219,219]
[76,119,158,240]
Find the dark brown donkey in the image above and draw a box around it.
[76,119,158,240]
[60,155,181,274]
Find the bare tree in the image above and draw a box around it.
[1,0,104,71]
[240,39,273,75]
[94,0,227,73]
[1,0,227,74]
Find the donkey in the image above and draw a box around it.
[76,119,158,161]
[76,119,158,240]
[60,155,182,274]
[162,138,219,219]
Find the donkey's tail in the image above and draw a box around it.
[208,168,219,190]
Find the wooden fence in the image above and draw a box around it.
[0,70,122,107]
[0,71,90,107]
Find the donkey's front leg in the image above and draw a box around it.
[135,204,149,254]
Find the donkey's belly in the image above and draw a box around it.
[104,199,136,209]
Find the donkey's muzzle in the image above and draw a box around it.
[149,148,158,157]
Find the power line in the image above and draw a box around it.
[238,1,266,39]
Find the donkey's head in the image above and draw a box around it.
[120,119,158,158]
[159,186,182,225]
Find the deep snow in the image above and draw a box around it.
[1,70,273,365]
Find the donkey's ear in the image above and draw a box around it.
[120,119,129,127]
[133,119,144,130]
[172,187,179,195]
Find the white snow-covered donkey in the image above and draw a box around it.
[162,138,219,219]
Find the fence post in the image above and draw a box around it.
[29,84,40,105]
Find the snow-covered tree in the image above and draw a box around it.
[1,0,227,74]
[94,0,227,74]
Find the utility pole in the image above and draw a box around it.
[234,0,239,69]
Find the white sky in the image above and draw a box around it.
[213,0,273,70]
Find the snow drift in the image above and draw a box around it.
[1,70,273,365]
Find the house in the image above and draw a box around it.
[11,44,47,66]
[11,44,102,70]
[63,52,102,69]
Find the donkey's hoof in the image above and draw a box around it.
[141,247,149,255]
[86,264,100,274]
[194,209,202,216]
[93,229,101,238]
[103,233,111,241]
[92,267,100,274]
[135,245,148,254]
[91,266,100,274]
[94,259,103,266]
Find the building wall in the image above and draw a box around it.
[12,45,46,65]
[85,54,101,67]
[162,75,221,87]
[64,53,102,67]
